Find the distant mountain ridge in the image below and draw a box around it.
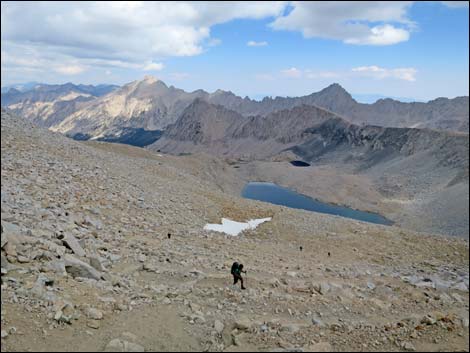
[1,76,468,145]
[1,81,41,94]
[151,99,469,169]
[206,83,469,132]
[1,82,118,106]
[1,82,119,131]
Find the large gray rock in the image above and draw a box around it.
[62,234,86,257]
[64,254,102,280]
[313,282,330,295]
[451,282,469,292]
[46,260,67,276]
[89,255,107,272]
[234,318,252,331]
[1,254,10,271]
[2,222,21,240]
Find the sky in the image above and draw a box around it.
[1,1,469,101]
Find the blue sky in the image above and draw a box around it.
[1,1,468,101]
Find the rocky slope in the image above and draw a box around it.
[1,109,469,352]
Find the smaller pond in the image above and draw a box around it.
[290,160,311,167]
[242,182,393,226]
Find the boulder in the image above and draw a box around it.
[87,320,101,329]
[1,235,7,249]
[1,254,10,271]
[402,341,416,351]
[313,282,330,295]
[47,260,67,276]
[234,318,252,331]
[2,222,21,240]
[62,234,86,257]
[53,302,75,324]
[64,254,102,280]
[3,242,17,257]
[89,255,107,272]
[451,282,468,292]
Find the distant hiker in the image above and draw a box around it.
[231,262,246,290]
[328,252,331,257]
[300,246,303,251]
[167,233,171,239]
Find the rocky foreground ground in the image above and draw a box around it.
[1,110,469,352]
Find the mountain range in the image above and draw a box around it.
[1,76,468,146]
[152,99,468,192]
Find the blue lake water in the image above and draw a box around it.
[242,182,393,226]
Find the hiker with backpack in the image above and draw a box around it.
[231,262,247,290]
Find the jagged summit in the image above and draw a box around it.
[323,82,346,91]
[210,88,236,97]
[317,83,353,99]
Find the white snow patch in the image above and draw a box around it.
[204,217,272,236]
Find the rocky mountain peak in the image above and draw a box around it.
[319,83,353,99]
[210,89,236,97]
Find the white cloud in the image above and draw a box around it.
[270,2,414,46]
[0,1,461,83]
[344,24,410,45]
[143,62,164,71]
[247,40,268,47]
[55,65,87,75]
[281,67,302,78]
[1,2,285,67]
[352,65,417,81]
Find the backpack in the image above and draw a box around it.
[231,262,239,275]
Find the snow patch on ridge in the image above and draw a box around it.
[204,217,272,236]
